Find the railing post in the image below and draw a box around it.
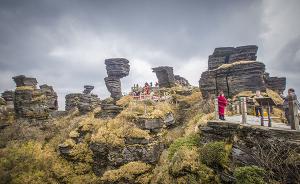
[214,98,219,120]
[241,97,247,124]
[288,95,299,130]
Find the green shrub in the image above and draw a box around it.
[234,166,266,184]
[168,134,200,160]
[200,141,231,168]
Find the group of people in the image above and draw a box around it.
[217,89,300,124]
[131,82,159,98]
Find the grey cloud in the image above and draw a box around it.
[0,0,299,109]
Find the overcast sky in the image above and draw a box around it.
[0,0,299,109]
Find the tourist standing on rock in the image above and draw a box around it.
[144,82,150,95]
[254,90,263,117]
[283,88,300,125]
[218,91,227,120]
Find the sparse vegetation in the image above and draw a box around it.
[200,141,231,169]
[234,166,266,184]
[101,161,152,183]
[168,134,201,160]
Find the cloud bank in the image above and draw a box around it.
[0,0,299,109]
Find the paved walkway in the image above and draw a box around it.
[225,115,290,130]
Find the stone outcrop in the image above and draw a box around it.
[199,46,286,97]
[152,66,175,88]
[94,102,123,119]
[1,90,14,110]
[90,141,164,175]
[104,58,130,100]
[174,75,190,86]
[65,85,100,114]
[104,77,122,100]
[83,85,94,94]
[0,91,15,126]
[12,75,57,120]
[264,74,286,94]
[13,75,38,87]
[40,84,58,111]
[200,121,300,182]
[208,45,258,70]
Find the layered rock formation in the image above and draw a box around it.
[13,75,53,120]
[104,58,130,100]
[40,84,58,111]
[152,66,175,88]
[200,120,300,182]
[208,45,258,70]
[264,74,286,94]
[199,46,286,97]
[174,75,190,86]
[65,85,100,114]
[1,90,14,110]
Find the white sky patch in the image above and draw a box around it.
[176,57,208,86]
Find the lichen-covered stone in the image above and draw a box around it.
[199,60,286,97]
[200,121,300,167]
[90,141,163,175]
[12,75,53,120]
[65,90,101,114]
[94,102,123,119]
[40,84,58,111]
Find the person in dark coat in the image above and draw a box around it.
[254,90,263,117]
[218,91,228,120]
[283,88,300,125]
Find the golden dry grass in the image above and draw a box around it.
[15,86,35,91]
[216,60,257,70]
[266,89,284,105]
[101,161,152,183]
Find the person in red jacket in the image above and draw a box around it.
[218,90,227,120]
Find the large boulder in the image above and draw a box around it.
[12,75,54,120]
[152,66,175,88]
[40,84,58,111]
[65,87,101,114]
[199,45,286,97]
[208,45,258,70]
[104,58,130,100]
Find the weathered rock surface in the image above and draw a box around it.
[133,113,176,132]
[1,90,14,109]
[90,141,164,175]
[94,102,123,119]
[40,84,58,111]
[105,58,130,78]
[12,75,57,120]
[264,75,286,94]
[65,86,100,114]
[200,120,300,181]
[199,46,286,97]
[208,45,258,70]
[12,75,38,87]
[104,58,130,100]
[152,66,175,88]
[200,61,267,97]
[104,77,122,100]
[174,75,190,86]
[83,85,94,94]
